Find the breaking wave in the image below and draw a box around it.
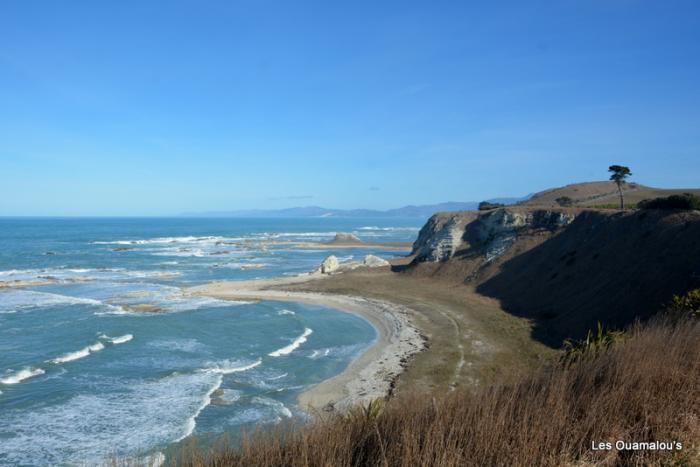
[99,333,133,344]
[0,367,46,385]
[202,359,262,375]
[50,339,108,364]
[268,328,313,357]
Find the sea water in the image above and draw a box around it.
[0,217,421,465]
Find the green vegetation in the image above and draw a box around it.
[554,196,573,207]
[561,322,624,364]
[638,193,700,211]
[171,315,699,466]
[608,165,632,209]
[671,288,700,318]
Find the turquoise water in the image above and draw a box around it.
[0,218,421,465]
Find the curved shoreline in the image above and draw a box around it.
[187,279,425,411]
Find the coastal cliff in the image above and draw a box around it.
[408,207,700,344]
[411,207,576,264]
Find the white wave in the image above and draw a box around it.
[203,359,261,375]
[177,373,223,441]
[0,372,222,465]
[87,282,242,314]
[0,289,107,312]
[265,231,336,239]
[215,388,242,404]
[147,338,206,353]
[309,348,331,359]
[0,267,176,285]
[149,248,208,257]
[268,328,313,357]
[277,309,295,316]
[88,341,105,352]
[99,333,133,345]
[51,340,105,364]
[216,262,268,270]
[93,236,245,246]
[0,269,26,276]
[251,396,293,418]
[357,226,420,231]
[1,367,45,384]
[51,348,90,364]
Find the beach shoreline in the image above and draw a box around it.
[187,276,426,412]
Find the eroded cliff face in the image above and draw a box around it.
[409,207,700,345]
[411,212,478,262]
[411,208,576,263]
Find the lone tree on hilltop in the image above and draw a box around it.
[608,165,632,209]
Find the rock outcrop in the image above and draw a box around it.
[411,212,478,262]
[411,208,576,263]
[363,254,390,268]
[326,233,363,245]
[316,255,340,274]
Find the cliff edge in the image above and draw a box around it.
[406,207,700,345]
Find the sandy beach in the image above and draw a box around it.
[187,276,426,411]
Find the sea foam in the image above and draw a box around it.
[51,340,105,364]
[0,371,223,465]
[203,359,262,375]
[0,289,107,312]
[268,328,313,357]
[0,367,45,385]
[99,333,133,344]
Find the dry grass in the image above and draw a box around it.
[170,316,700,467]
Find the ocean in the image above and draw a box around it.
[0,217,421,465]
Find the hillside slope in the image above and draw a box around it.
[521,181,700,208]
[407,207,700,345]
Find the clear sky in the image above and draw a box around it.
[1,1,699,216]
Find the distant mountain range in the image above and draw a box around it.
[182,198,527,219]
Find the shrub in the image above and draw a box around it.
[671,289,700,318]
[638,193,700,210]
[561,322,624,364]
[555,196,573,207]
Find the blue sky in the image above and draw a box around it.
[1,1,699,215]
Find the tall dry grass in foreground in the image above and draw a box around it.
[174,316,699,467]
